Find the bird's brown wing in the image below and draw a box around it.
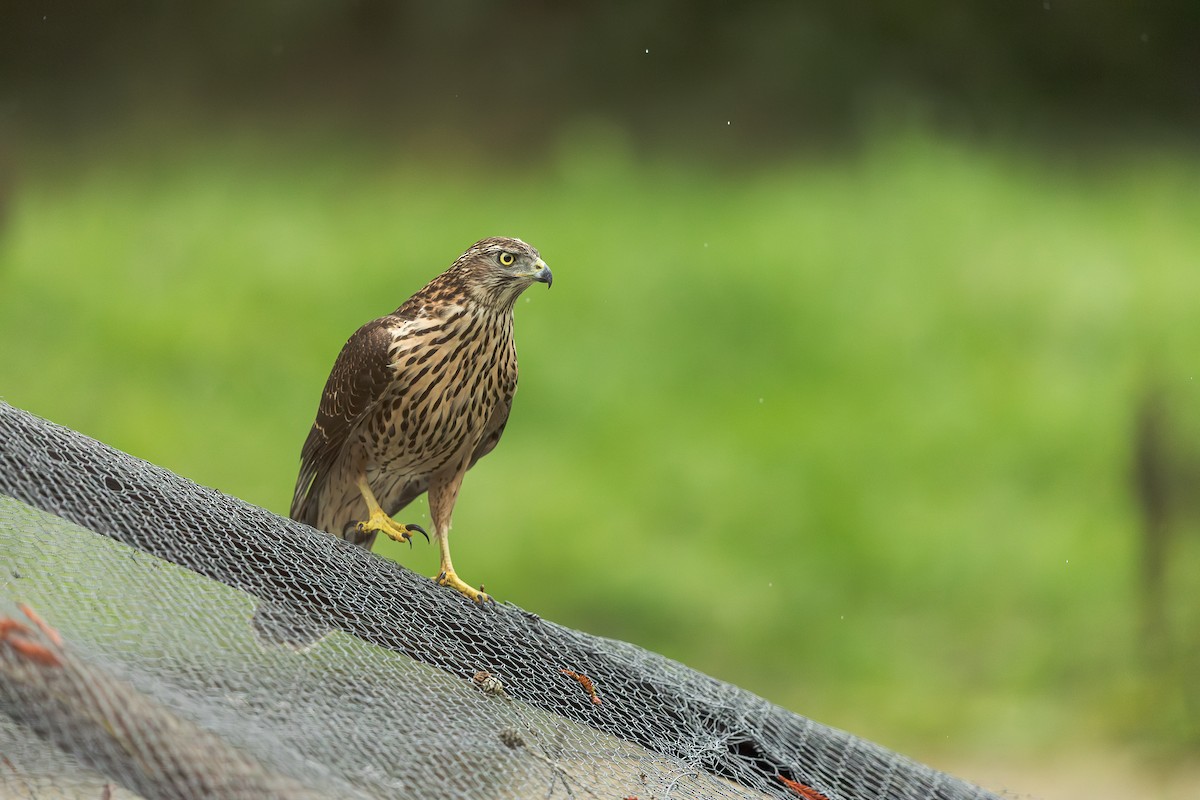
[290,318,397,525]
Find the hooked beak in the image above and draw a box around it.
[530,258,553,288]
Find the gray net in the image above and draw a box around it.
[0,401,1002,800]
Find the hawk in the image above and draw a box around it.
[291,237,552,604]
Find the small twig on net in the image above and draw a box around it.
[17,603,64,646]
[0,608,63,668]
[560,669,601,706]
[778,775,831,800]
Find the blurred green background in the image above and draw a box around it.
[3,2,1200,795]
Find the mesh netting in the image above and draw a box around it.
[0,401,1002,800]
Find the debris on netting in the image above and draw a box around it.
[0,602,339,800]
[473,669,508,698]
[0,401,1005,800]
[0,604,62,667]
[561,668,603,706]
[779,775,833,800]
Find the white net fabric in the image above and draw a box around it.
[0,401,1001,799]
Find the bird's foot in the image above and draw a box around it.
[355,511,428,548]
[435,570,493,605]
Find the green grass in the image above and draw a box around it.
[3,131,1199,761]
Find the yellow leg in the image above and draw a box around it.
[425,470,491,605]
[434,532,492,605]
[354,475,428,547]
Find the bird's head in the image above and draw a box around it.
[452,237,552,308]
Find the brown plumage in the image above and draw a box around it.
[291,236,552,604]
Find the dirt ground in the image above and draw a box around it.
[943,751,1200,800]
[5,750,1199,799]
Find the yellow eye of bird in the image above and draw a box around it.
[498,252,515,266]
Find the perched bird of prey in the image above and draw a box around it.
[291,237,552,604]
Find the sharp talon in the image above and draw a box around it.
[407,523,429,543]
[437,571,447,583]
